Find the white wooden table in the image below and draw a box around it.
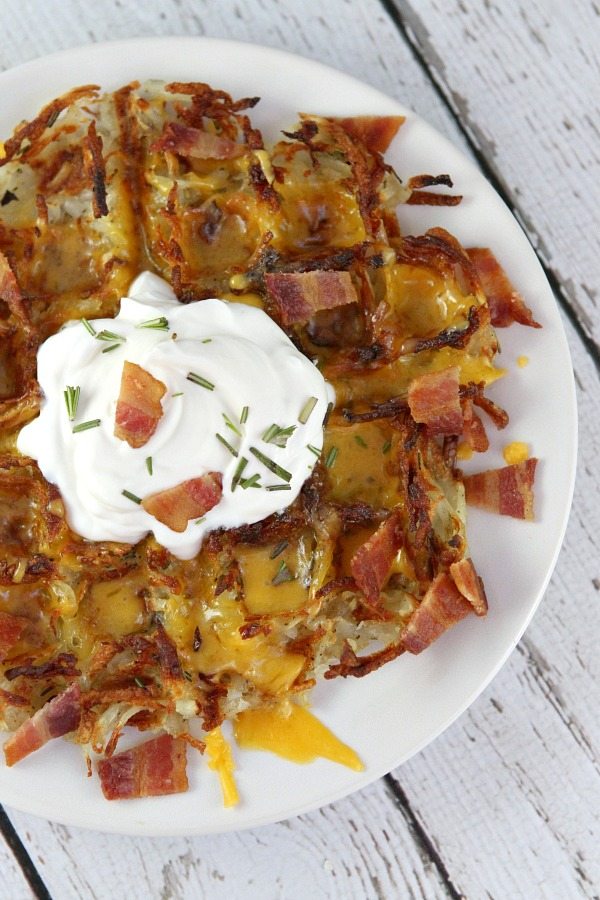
[0,1,598,897]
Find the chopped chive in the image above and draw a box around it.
[134,677,146,690]
[101,343,122,353]
[249,446,292,483]
[47,109,60,128]
[269,540,289,559]
[266,483,292,492]
[240,405,249,424]
[323,400,334,426]
[72,419,101,433]
[145,456,153,475]
[298,396,318,424]
[136,316,169,331]
[382,439,392,455]
[122,489,142,504]
[95,329,125,343]
[272,559,295,586]
[63,385,80,421]
[183,670,193,682]
[325,446,339,468]
[307,443,321,457]
[81,317,96,336]
[262,423,296,448]
[187,372,215,391]
[172,392,184,397]
[231,456,248,491]
[195,517,206,525]
[223,412,242,437]
[354,435,368,448]
[201,338,212,344]
[216,432,239,457]
[240,473,261,489]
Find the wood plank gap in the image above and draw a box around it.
[377,0,600,379]
[0,806,52,900]
[383,774,463,899]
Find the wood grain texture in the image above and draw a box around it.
[390,0,600,355]
[6,779,452,900]
[0,1,597,899]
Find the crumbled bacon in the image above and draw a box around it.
[0,612,28,661]
[142,473,223,532]
[463,459,538,520]
[97,733,188,800]
[461,398,489,453]
[450,558,488,616]
[350,510,403,605]
[401,574,473,654]
[407,367,462,435]
[335,116,405,154]
[5,652,80,682]
[4,683,81,766]
[82,121,108,218]
[265,271,358,326]
[114,361,166,449]
[324,638,405,679]
[467,248,541,328]
[150,122,245,160]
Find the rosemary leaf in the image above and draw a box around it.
[249,446,292,483]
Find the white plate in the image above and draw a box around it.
[0,37,576,835]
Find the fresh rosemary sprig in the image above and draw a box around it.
[272,559,295,586]
[136,316,169,331]
[262,423,296,448]
[222,412,242,437]
[216,432,239,457]
[187,372,215,391]
[72,419,101,433]
[63,385,80,421]
[122,489,142,504]
[298,396,318,424]
[249,446,292,483]
[325,446,339,468]
[231,456,248,491]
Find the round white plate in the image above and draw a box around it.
[0,37,576,835]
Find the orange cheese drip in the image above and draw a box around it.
[234,703,364,771]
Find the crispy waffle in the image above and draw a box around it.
[0,81,537,797]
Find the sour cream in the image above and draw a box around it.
[18,272,335,559]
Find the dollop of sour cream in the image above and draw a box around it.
[18,273,335,559]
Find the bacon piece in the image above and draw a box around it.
[461,398,489,453]
[82,120,108,218]
[265,271,358,326]
[463,459,538,520]
[402,574,472,654]
[114,361,166,449]
[0,612,28,661]
[4,683,81,766]
[350,510,403,605]
[450,558,488,616]
[408,367,463,436]
[142,473,223,532]
[335,116,405,154]
[467,248,541,328]
[150,122,245,160]
[97,733,188,800]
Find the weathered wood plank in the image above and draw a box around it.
[390,0,600,352]
[0,810,38,899]
[6,778,451,900]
